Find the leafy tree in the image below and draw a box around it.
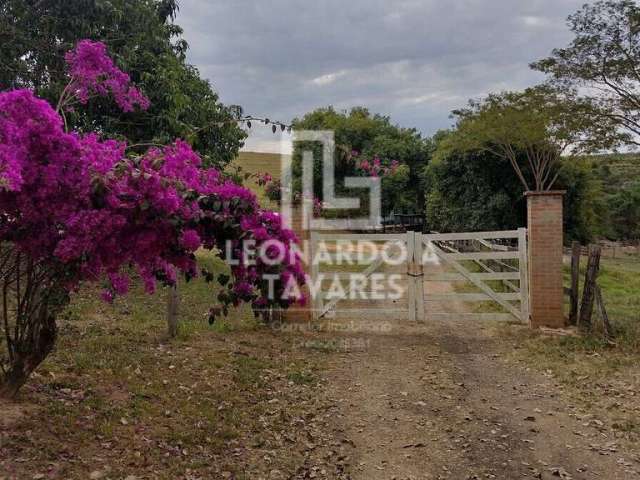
[425,132,606,243]
[291,107,430,216]
[0,0,245,167]
[555,159,608,243]
[0,42,303,398]
[532,0,640,147]
[608,181,640,239]
[379,164,411,215]
[425,142,526,233]
[443,86,621,191]
[567,153,640,240]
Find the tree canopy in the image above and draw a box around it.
[426,133,607,243]
[0,0,245,167]
[442,86,621,191]
[608,180,640,239]
[532,0,640,147]
[291,107,430,216]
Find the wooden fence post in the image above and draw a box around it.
[414,231,425,322]
[569,241,581,325]
[595,285,613,340]
[167,283,180,338]
[578,244,601,330]
[407,231,416,322]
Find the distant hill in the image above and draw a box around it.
[231,151,288,179]
[230,151,289,208]
[584,153,640,193]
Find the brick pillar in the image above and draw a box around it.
[282,206,312,323]
[526,191,565,328]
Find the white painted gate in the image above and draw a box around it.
[310,232,411,320]
[310,229,529,323]
[421,229,529,323]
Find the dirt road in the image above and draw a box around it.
[317,317,639,479]
[311,260,640,480]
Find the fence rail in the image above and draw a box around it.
[309,228,529,323]
[423,228,528,323]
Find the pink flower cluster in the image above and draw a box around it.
[259,174,322,216]
[255,172,273,187]
[0,41,305,317]
[64,40,150,112]
[356,156,400,178]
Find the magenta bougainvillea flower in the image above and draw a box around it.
[64,40,150,112]
[0,40,305,317]
[356,156,400,178]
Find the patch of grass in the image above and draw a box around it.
[286,364,317,385]
[496,252,640,368]
[232,355,268,387]
[1,247,327,479]
[561,252,640,351]
[229,151,284,209]
[299,338,341,352]
[449,259,517,315]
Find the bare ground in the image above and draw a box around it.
[2,269,640,479]
[312,261,640,480]
[321,318,640,479]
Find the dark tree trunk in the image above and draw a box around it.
[0,354,41,399]
[1,246,65,399]
[0,307,57,399]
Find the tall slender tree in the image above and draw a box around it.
[443,86,621,191]
[532,0,640,147]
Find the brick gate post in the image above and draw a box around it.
[525,191,566,328]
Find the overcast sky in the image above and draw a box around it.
[177,0,585,153]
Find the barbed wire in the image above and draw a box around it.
[210,115,293,134]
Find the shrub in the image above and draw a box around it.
[0,41,304,398]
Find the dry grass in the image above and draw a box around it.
[229,151,287,209]
[490,252,640,447]
[232,151,285,180]
[0,251,335,480]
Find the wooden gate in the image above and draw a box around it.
[309,231,412,320]
[420,229,529,323]
[309,229,529,323]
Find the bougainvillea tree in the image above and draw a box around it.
[0,40,305,398]
[351,152,411,216]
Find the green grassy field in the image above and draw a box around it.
[564,251,640,351]
[232,151,285,179]
[228,151,286,208]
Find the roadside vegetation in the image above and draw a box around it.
[0,251,331,479]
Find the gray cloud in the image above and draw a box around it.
[177,0,585,152]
